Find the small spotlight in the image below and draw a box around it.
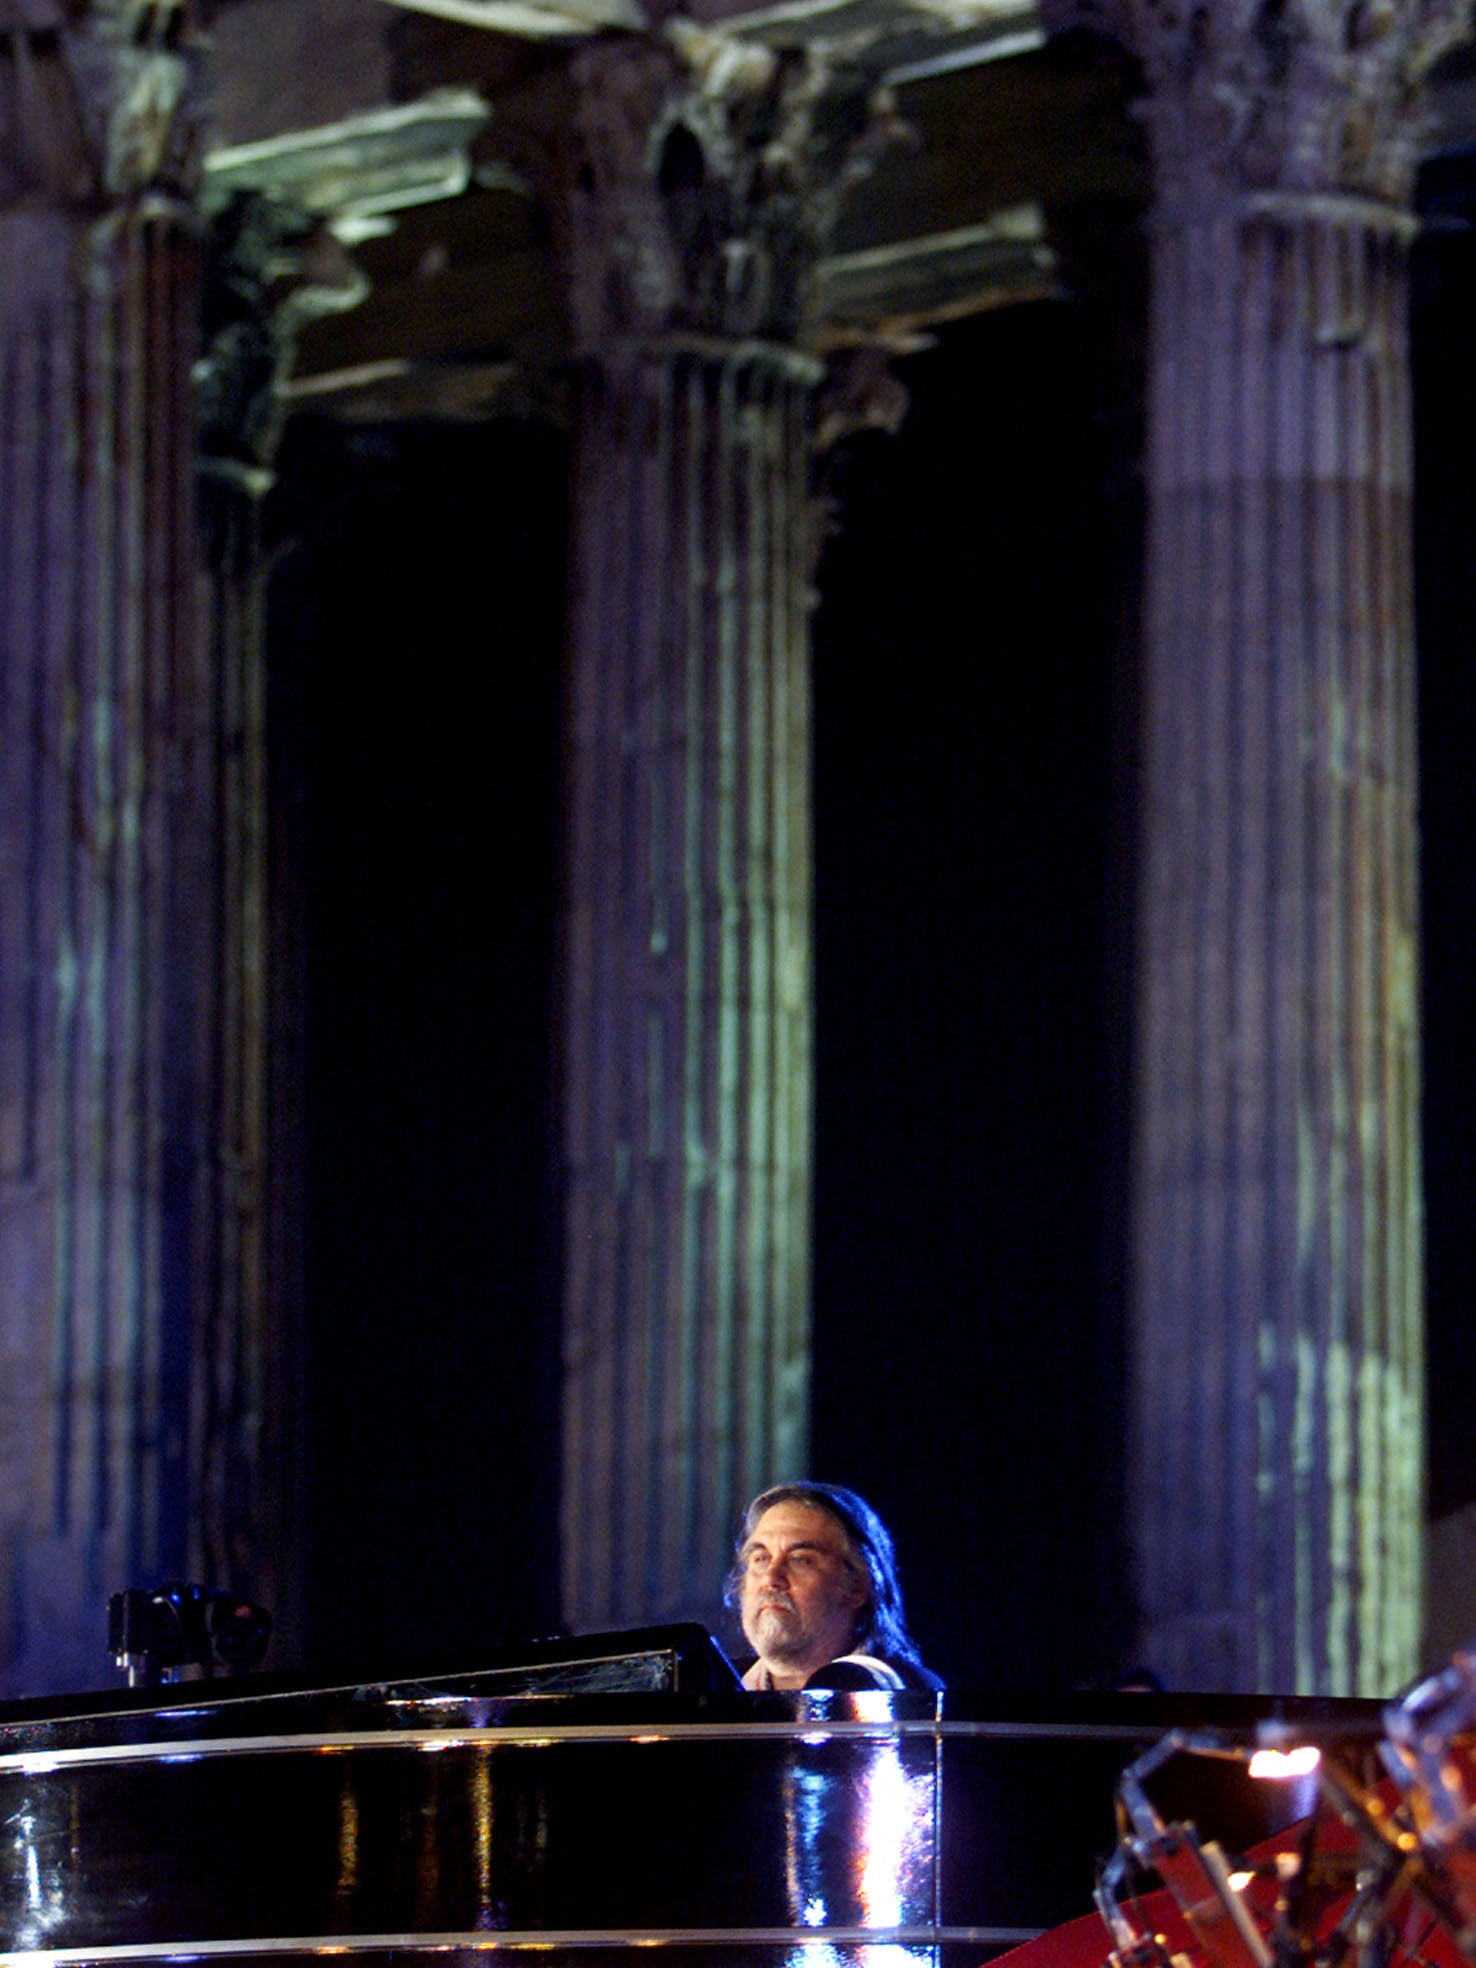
[1249,1746,1321,1779]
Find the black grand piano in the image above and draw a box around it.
[0,1625,1381,1968]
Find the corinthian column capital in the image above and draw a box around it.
[561,27,882,355]
[1043,1,1473,207]
[197,194,366,483]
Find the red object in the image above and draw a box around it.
[984,1782,1467,1968]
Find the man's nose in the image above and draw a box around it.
[756,1552,789,1583]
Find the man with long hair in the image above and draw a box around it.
[726,1481,942,1691]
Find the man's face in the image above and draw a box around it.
[738,1500,869,1677]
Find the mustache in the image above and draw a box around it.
[755,1590,798,1615]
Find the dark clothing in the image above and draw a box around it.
[803,1650,944,1692]
[743,1649,944,1692]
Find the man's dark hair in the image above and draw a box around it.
[725,1480,938,1685]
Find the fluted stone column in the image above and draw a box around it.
[194,192,365,1643]
[557,33,857,1631]
[189,99,479,1661]
[1047,1,1469,1693]
[0,4,215,1693]
[194,201,281,1629]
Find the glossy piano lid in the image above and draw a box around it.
[0,1657,1389,1968]
[0,1621,743,1735]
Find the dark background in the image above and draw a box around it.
[261,162,1476,1687]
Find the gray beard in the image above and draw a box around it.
[750,1600,809,1660]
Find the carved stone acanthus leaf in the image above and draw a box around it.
[565,27,888,354]
[1042,0,1475,207]
[0,0,207,207]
